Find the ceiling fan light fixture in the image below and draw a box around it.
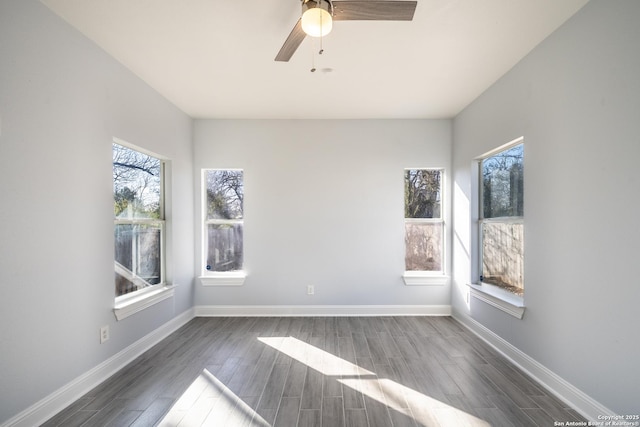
[301,0,332,37]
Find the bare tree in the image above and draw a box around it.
[113,143,161,218]
[405,169,441,218]
[206,170,243,219]
[482,145,523,218]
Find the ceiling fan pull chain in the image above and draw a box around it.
[319,1,324,55]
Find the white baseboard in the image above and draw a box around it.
[194,304,451,317]
[2,308,195,427]
[452,312,614,421]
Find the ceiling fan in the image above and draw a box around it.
[275,0,418,62]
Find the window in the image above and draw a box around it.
[403,169,445,285]
[202,170,244,283]
[479,142,524,296]
[113,142,165,298]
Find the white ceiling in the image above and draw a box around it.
[41,0,589,119]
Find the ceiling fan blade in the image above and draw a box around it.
[275,19,306,62]
[333,1,417,21]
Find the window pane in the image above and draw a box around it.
[481,222,524,295]
[405,222,442,271]
[405,169,442,219]
[206,223,243,272]
[114,223,162,296]
[113,143,162,219]
[206,170,243,220]
[482,144,523,218]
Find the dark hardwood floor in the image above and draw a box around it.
[41,316,585,426]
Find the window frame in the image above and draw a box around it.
[112,139,174,320]
[402,168,448,286]
[469,137,525,318]
[200,168,247,286]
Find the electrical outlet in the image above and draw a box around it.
[307,285,314,295]
[100,325,110,344]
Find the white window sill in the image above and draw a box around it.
[113,284,176,321]
[199,271,247,286]
[467,283,525,319]
[403,272,449,286]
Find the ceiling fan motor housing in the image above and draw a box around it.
[302,0,334,16]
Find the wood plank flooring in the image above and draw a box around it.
[41,316,585,426]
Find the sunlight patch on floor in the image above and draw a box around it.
[260,336,489,426]
[158,368,269,427]
[259,336,373,377]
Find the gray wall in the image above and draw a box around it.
[0,1,194,423]
[193,119,452,307]
[451,0,640,414]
